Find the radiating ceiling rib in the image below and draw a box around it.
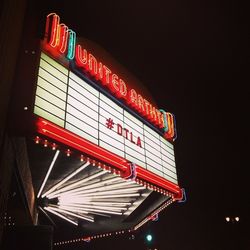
[42,161,90,198]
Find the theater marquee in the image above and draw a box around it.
[26,13,184,242]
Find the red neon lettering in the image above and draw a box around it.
[103,65,111,85]
[98,62,103,80]
[156,110,164,128]
[137,94,145,113]
[44,14,176,135]
[149,105,157,123]
[119,79,127,99]
[75,45,88,68]
[88,54,97,75]
[128,89,137,108]
[144,99,150,116]
[111,74,119,93]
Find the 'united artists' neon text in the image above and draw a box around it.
[43,13,176,141]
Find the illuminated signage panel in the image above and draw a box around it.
[34,53,178,184]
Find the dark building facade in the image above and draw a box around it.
[0,0,54,249]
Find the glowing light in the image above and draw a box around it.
[46,170,107,198]
[58,203,126,212]
[57,205,123,215]
[44,207,78,226]
[59,186,144,200]
[67,30,76,60]
[43,14,177,133]
[45,13,60,48]
[50,177,121,197]
[63,193,140,199]
[56,180,141,198]
[35,136,40,144]
[225,217,230,222]
[58,24,69,53]
[235,217,240,222]
[52,143,56,150]
[47,206,94,222]
[80,155,84,162]
[146,234,152,242]
[37,150,60,198]
[37,118,181,197]
[42,161,90,198]
[66,149,71,156]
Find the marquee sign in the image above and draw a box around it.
[34,52,178,184]
[27,13,184,240]
[43,13,177,141]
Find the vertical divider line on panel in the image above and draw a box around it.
[159,136,165,178]
[64,69,70,129]
[167,142,178,184]
[142,124,148,172]
[97,91,100,146]
[122,109,125,158]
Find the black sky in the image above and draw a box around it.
[34,0,248,249]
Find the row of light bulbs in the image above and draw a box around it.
[34,136,175,198]
[54,230,131,246]
[36,135,176,247]
[225,216,240,222]
[54,199,174,246]
[134,198,173,231]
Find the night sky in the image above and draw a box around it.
[34,1,248,249]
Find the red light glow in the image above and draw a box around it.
[43,13,176,139]
[36,117,182,199]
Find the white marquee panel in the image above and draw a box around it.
[34,52,178,185]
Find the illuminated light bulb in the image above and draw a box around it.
[44,140,48,147]
[235,216,240,222]
[35,136,40,144]
[66,149,71,157]
[52,143,56,150]
[80,155,84,162]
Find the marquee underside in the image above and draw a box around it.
[27,136,173,238]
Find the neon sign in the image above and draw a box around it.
[43,13,177,141]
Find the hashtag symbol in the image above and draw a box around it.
[106,118,114,129]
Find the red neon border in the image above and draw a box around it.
[36,117,182,199]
